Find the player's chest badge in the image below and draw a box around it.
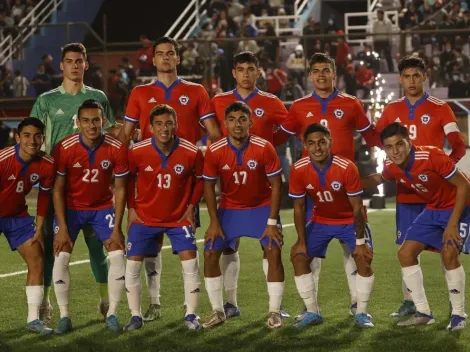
[420,114,431,125]
[333,109,344,119]
[330,181,342,191]
[100,159,111,170]
[247,159,258,170]
[254,108,265,118]
[418,174,428,182]
[173,163,185,174]
[29,173,39,183]
[179,95,190,106]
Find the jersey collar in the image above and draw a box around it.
[78,134,104,165]
[311,154,333,186]
[154,78,182,101]
[227,135,250,166]
[312,89,339,114]
[404,93,428,120]
[403,147,416,180]
[59,84,86,94]
[151,136,180,168]
[233,88,259,103]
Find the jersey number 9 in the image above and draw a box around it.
[404,124,417,140]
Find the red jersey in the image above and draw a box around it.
[125,79,215,143]
[377,94,461,204]
[203,135,282,209]
[54,133,129,210]
[280,89,375,160]
[382,146,469,210]
[211,89,288,144]
[0,145,55,217]
[289,155,363,224]
[127,137,204,227]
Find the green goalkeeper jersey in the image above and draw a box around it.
[30,84,115,153]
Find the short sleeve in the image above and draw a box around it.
[52,145,67,176]
[124,88,141,124]
[439,103,460,135]
[271,98,288,126]
[198,86,215,123]
[202,147,219,181]
[30,95,47,123]
[376,104,393,133]
[263,142,282,177]
[345,163,364,197]
[430,148,458,180]
[288,166,305,199]
[114,144,129,178]
[353,98,372,133]
[194,149,204,178]
[39,157,56,191]
[381,159,395,182]
[280,102,301,137]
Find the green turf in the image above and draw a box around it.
[0,204,469,352]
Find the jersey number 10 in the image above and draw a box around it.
[317,190,334,202]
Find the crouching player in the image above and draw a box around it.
[289,123,375,328]
[202,101,284,329]
[363,122,470,331]
[124,104,204,331]
[52,100,128,333]
[0,118,55,334]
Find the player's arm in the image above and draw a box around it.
[126,148,142,226]
[271,98,289,147]
[277,103,301,146]
[361,173,385,189]
[440,104,466,163]
[180,150,205,228]
[117,88,140,144]
[202,118,222,143]
[288,165,308,257]
[52,171,73,255]
[33,160,55,249]
[354,98,382,148]
[199,87,221,142]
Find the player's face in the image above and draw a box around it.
[60,51,88,82]
[225,110,252,141]
[150,113,177,144]
[383,135,412,166]
[232,62,259,90]
[399,68,426,97]
[304,131,332,164]
[77,108,105,141]
[309,63,336,91]
[15,125,44,158]
[153,43,180,74]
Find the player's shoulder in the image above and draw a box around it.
[258,90,280,100]
[103,133,123,149]
[208,137,228,152]
[0,145,16,163]
[332,155,355,170]
[426,95,446,106]
[132,138,153,152]
[36,87,61,100]
[131,81,155,94]
[180,79,206,91]
[383,97,405,110]
[84,85,107,98]
[415,145,436,159]
[178,137,199,154]
[337,91,359,102]
[249,135,270,149]
[293,156,310,170]
[292,93,312,106]
[58,133,80,149]
[212,89,235,101]
[37,151,55,165]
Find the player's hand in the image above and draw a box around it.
[30,228,45,252]
[53,227,73,256]
[260,224,283,250]
[290,240,307,259]
[352,243,373,262]
[179,204,196,229]
[204,221,225,250]
[107,228,126,252]
[443,225,463,251]
[127,208,143,230]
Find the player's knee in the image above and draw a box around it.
[204,250,221,266]
[441,249,461,270]
[26,252,44,276]
[398,245,416,266]
[265,247,282,266]
[355,260,373,277]
[223,248,237,255]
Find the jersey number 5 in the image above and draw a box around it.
[233,171,247,185]
[83,169,99,183]
[157,174,171,189]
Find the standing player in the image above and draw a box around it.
[118,36,221,322]
[0,118,55,335]
[30,43,117,322]
[211,51,289,318]
[363,123,469,330]
[202,102,284,329]
[52,100,128,333]
[375,56,467,317]
[279,53,380,318]
[124,105,204,331]
[289,123,375,328]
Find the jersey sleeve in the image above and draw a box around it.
[52,145,67,176]
[194,149,204,178]
[114,144,130,178]
[271,98,288,126]
[190,149,205,206]
[352,98,372,133]
[430,148,458,180]
[288,166,305,199]
[198,86,216,123]
[29,95,47,123]
[39,157,56,192]
[345,163,364,197]
[263,142,282,177]
[202,147,219,181]
[382,160,395,182]
[280,102,302,137]
[439,103,460,134]
[124,88,141,124]
[376,105,393,132]
[127,148,137,208]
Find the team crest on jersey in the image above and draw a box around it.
[29,173,39,183]
[174,164,185,175]
[179,95,190,106]
[254,108,265,118]
[331,181,342,191]
[334,109,344,119]
[418,174,428,182]
[247,159,258,170]
[420,114,431,125]
[100,159,111,170]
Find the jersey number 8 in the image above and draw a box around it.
[16,180,24,193]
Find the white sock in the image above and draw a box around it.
[310,257,321,297]
[221,252,240,307]
[342,244,358,305]
[125,260,143,317]
[262,258,268,281]
[182,258,201,316]
[107,250,125,317]
[144,255,161,305]
[356,274,375,314]
[53,252,71,318]
[267,282,284,313]
[445,265,466,317]
[26,285,43,323]
[205,276,224,312]
[294,273,320,314]
[402,265,431,315]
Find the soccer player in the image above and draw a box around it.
[30,43,117,322]
[279,53,380,319]
[376,56,467,317]
[289,123,375,328]
[363,122,469,330]
[52,100,128,333]
[0,118,55,335]
[211,51,289,318]
[124,104,204,331]
[202,101,284,329]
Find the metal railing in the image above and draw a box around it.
[164,0,209,40]
[294,0,310,16]
[344,10,399,46]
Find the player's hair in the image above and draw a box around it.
[18,117,45,134]
[308,53,336,72]
[149,104,177,124]
[398,55,426,74]
[225,101,251,118]
[380,122,409,143]
[77,99,105,119]
[233,51,259,68]
[303,123,331,140]
[153,36,182,56]
[61,42,87,61]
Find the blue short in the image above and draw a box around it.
[127,223,197,257]
[204,205,282,251]
[0,216,36,251]
[53,207,115,243]
[405,207,470,253]
[395,203,426,245]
